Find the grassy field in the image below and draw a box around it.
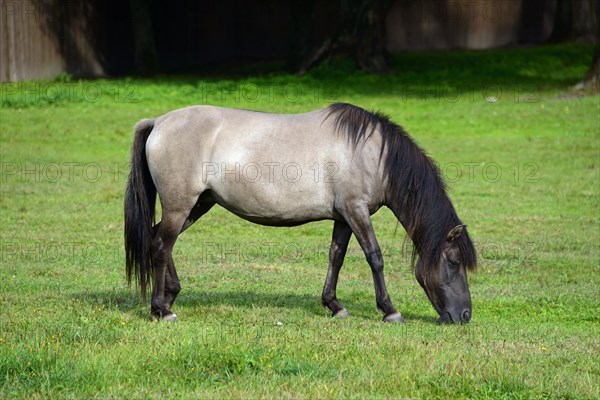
[0,43,598,399]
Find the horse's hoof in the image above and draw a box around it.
[333,308,351,319]
[161,313,177,323]
[383,312,404,323]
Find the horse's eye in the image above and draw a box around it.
[448,259,459,268]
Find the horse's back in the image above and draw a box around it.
[148,105,328,156]
[144,105,385,223]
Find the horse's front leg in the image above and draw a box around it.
[342,206,404,323]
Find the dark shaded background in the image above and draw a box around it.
[0,0,597,81]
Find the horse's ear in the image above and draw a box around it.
[447,224,467,241]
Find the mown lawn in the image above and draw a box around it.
[0,43,598,399]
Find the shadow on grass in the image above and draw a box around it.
[127,43,593,95]
[73,288,145,317]
[180,290,320,311]
[399,311,439,324]
[2,44,593,110]
[74,287,438,323]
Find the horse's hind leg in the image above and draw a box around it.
[150,210,189,321]
[163,257,180,313]
[322,220,352,318]
[150,224,179,314]
[163,201,215,312]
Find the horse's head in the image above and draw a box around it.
[415,224,473,324]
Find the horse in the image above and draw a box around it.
[124,103,477,324]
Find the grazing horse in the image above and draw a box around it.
[125,103,477,324]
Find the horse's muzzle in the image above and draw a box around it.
[438,308,471,324]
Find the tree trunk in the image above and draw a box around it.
[298,0,393,74]
[574,0,600,91]
[580,44,600,87]
[353,0,390,73]
[548,0,574,43]
[287,1,316,71]
[573,44,599,91]
[129,0,158,74]
[548,0,597,43]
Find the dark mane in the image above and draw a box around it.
[325,103,477,273]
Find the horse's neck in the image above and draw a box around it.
[388,198,420,246]
[386,190,449,254]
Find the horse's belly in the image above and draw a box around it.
[205,164,336,225]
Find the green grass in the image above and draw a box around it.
[1,43,599,399]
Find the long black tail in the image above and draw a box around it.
[124,119,156,301]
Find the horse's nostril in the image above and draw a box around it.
[462,310,471,322]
